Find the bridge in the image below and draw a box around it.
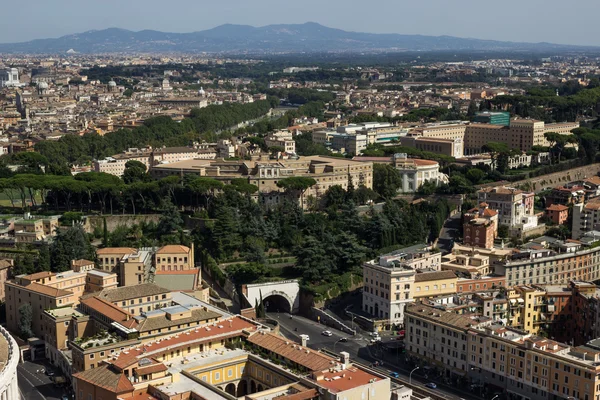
[241,280,300,314]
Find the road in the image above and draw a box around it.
[437,213,461,253]
[269,312,488,400]
[17,359,69,400]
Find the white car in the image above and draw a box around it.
[370,336,381,343]
[322,330,333,337]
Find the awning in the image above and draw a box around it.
[517,298,524,303]
[509,299,517,305]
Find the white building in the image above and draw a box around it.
[265,131,296,154]
[0,325,19,400]
[573,199,600,239]
[362,244,441,326]
[477,186,535,228]
[0,68,20,88]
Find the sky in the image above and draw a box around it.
[0,0,597,46]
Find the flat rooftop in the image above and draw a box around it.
[45,307,85,318]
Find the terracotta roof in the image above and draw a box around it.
[317,366,382,393]
[247,332,336,371]
[0,260,11,270]
[481,208,498,217]
[72,259,94,266]
[415,270,457,282]
[22,271,54,280]
[412,158,440,166]
[96,283,170,303]
[156,245,190,254]
[80,296,138,329]
[9,281,72,298]
[136,307,220,333]
[134,362,167,375]
[111,316,257,370]
[73,365,134,394]
[585,201,600,211]
[96,247,137,255]
[546,204,569,212]
[585,176,600,186]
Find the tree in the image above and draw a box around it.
[373,164,402,199]
[156,201,183,238]
[324,185,346,209]
[50,225,95,272]
[276,177,317,209]
[38,243,51,272]
[466,168,486,184]
[122,160,149,184]
[482,142,512,171]
[18,303,33,339]
[467,101,478,118]
[498,225,509,239]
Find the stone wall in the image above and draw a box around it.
[508,163,600,193]
[84,214,162,233]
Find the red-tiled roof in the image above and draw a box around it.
[22,271,54,280]
[546,204,568,211]
[247,332,336,372]
[156,245,190,254]
[8,281,72,298]
[80,296,138,329]
[317,365,382,393]
[97,247,137,255]
[110,316,257,370]
[73,365,134,394]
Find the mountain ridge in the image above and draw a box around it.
[0,22,597,54]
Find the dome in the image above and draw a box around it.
[108,80,117,87]
[38,81,49,89]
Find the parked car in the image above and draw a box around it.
[45,369,55,377]
[370,337,381,343]
[322,330,333,337]
[425,383,437,389]
[390,372,400,378]
[339,337,348,342]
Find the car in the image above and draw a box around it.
[45,369,55,377]
[370,337,381,343]
[369,331,379,337]
[390,372,400,378]
[339,337,348,342]
[322,330,333,337]
[425,383,437,389]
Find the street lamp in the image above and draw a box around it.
[409,366,419,385]
[333,338,343,353]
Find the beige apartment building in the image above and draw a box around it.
[406,302,600,400]
[92,283,172,316]
[96,247,137,272]
[13,215,59,243]
[362,244,442,326]
[155,244,194,272]
[119,248,153,287]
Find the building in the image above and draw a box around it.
[151,155,373,209]
[0,68,20,87]
[463,119,579,154]
[362,244,441,326]
[72,315,390,400]
[545,204,569,225]
[5,268,118,338]
[94,146,201,176]
[412,271,458,300]
[572,199,600,239]
[92,283,171,316]
[0,260,12,301]
[264,131,296,154]
[546,185,586,207]
[354,153,445,193]
[13,215,59,243]
[398,136,464,158]
[442,252,495,278]
[473,111,510,126]
[463,203,499,250]
[477,186,535,228]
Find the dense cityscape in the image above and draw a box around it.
[2,12,600,400]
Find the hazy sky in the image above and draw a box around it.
[0,0,597,46]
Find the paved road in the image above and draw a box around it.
[437,213,461,253]
[269,312,487,400]
[17,360,70,400]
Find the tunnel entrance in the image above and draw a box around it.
[263,294,292,313]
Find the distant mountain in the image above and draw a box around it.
[0,22,596,54]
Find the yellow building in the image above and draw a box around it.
[413,270,458,299]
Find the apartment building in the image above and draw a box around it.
[463,203,499,250]
[119,248,153,287]
[265,131,296,154]
[412,271,458,300]
[442,253,495,278]
[5,268,118,338]
[92,283,172,316]
[151,155,373,209]
[478,186,535,228]
[362,244,442,326]
[399,136,464,158]
[497,245,600,287]
[572,199,600,239]
[13,215,59,243]
[406,302,600,400]
[545,204,569,226]
[96,247,137,273]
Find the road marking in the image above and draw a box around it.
[17,369,47,400]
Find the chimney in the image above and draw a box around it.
[300,335,308,347]
[340,351,350,368]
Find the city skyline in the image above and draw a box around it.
[0,0,599,46]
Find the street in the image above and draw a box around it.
[437,213,461,253]
[269,312,489,400]
[17,359,69,400]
